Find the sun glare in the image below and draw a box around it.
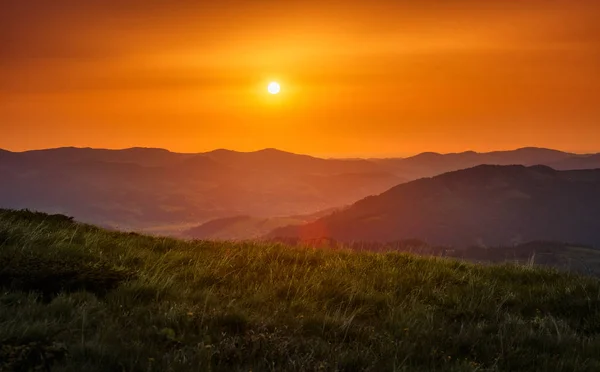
[268,82,281,94]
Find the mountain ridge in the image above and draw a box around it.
[269,164,600,247]
[1,146,599,234]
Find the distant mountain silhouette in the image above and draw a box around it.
[270,165,600,247]
[203,148,383,175]
[1,146,598,233]
[0,147,192,167]
[0,147,400,231]
[374,147,583,179]
[547,154,600,170]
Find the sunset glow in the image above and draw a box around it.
[2,1,600,156]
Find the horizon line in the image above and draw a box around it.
[1,145,599,160]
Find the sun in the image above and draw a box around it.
[267,82,281,95]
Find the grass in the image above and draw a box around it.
[1,209,600,371]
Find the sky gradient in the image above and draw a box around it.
[2,0,599,157]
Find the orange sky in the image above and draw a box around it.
[1,0,599,157]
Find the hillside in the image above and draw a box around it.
[2,209,600,371]
[271,165,600,247]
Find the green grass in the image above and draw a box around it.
[1,209,600,371]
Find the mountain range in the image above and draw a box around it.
[0,147,401,232]
[1,146,599,239]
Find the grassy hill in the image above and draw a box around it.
[271,238,600,277]
[2,210,600,371]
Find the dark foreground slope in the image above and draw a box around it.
[2,210,600,371]
[271,165,600,247]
